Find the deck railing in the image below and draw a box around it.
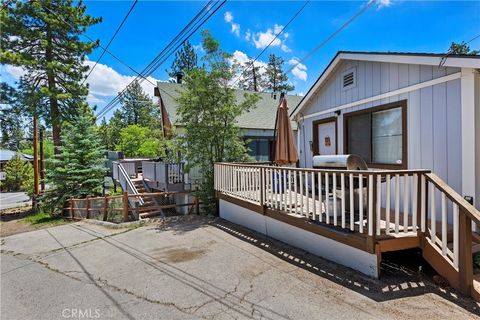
[214,162,480,296]
[142,161,184,185]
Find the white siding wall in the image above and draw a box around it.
[298,60,462,196]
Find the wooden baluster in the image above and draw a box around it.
[325,172,330,225]
[453,203,459,269]
[288,170,292,213]
[299,171,304,215]
[458,211,473,296]
[412,174,418,231]
[403,174,409,233]
[312,171,316,220]
[123,191,129,222]
[333,173,337,226]
[421,175,426,233]
[385,174,391,235]
[294,171,298,214]
[70,197,74,220]
[376,174,382,236]
[349,173,354,231]
[305,171,309,218]
[431,184,436,244]
[395,174,400,234]
[358,174,363,233]
[341,173,345,228]
[318,172,323,223]
[441,193,447,255]
[368,175,374,236]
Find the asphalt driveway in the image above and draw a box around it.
[1,216,479,320]
[0,192,30,210]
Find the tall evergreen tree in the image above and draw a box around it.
[238,58,266,92]
[167,41,198,82]
[0,83,25,150]
[42,109,105,213]
[118,80,159,129]
[0,0,101,152]
[176,30,260,213]
[265,54,294,93]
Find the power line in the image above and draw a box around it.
[95,0,217,118]
[96,0,226,119]
[439,33,480,66]
[230,0,310,88]
[285,0,374,76]
[82,0,138,85]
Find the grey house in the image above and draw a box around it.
[290,51,480,211]
[157,82,302,161]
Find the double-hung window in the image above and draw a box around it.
[344,101,407,169]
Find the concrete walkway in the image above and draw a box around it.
[1,217,479,320]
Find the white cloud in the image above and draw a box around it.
[370,0,392,9]
[193,43,204,53]
[231,50,267,73]
[288,58,307,81]
[252,24,290,52]
[245,30,251,41]
[224,11,233,23]
[224,11,240,37]
[231,23,240,37]
[1,64,26,81]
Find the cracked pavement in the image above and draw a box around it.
[1,217,479,320]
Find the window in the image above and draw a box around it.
[245,138,272,161]
[344,101,406,169]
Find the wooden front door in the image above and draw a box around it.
[314,118,337,155]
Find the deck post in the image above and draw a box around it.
[123,192,129,222]
[458,211,473,296]
[70,197,74,220]
[85,195,90,219]
[103,196,109,221]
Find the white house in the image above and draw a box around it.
[290,51,480,211]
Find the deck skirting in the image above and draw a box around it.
[219,197,379,278]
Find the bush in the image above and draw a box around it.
[1,155,34,195]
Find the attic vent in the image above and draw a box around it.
[343,72,354,87]
[342,67,357,90]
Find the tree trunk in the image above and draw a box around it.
[252,65,258,92]
[46,20,61,154]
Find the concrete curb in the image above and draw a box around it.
[81,219,146,229]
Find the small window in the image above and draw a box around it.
[344,101,407,169]
[342,67,356,90]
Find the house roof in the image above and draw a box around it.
[290,51,480,118]
[156,82,302,131]
[0,149,34,162]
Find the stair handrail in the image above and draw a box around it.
[424,172,480,225]
[117,162,144,206]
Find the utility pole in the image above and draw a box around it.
[39,127,45,192]
[32,112,39,211]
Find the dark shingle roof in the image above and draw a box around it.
[157,82,302,130]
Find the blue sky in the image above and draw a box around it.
[3,0,479,119]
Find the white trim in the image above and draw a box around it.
[461,68,476,206]
[300,72,461,121]
[340,53,480,69]
[291,52,480,118]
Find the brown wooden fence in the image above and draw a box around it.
[68,191,199,223]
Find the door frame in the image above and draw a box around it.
[312,116,338,156]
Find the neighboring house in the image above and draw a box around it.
[0,149,34,181]
[290,51,480,211]
[156,82,303,161]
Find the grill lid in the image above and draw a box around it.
[312,154,368,170]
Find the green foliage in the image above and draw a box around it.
[167,41,198,81]
[100,81,162,151]
[0,0,101,148]
[237,57,266,92]
[1,155,34,195]
[0,83,26,150]
[22,211,66,226]
[448,41,479,55]
[265,54,294,93]
[21,138,54,161]
[117,125,161,158]
[42,109,106,212]
[176,30,260,213]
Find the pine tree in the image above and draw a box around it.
[265,54,294,93]
[42,109,105,212]
[118,80,159,129]
[238,58,266,92]
[448,42,479,55]
[1,155,34,195]
[167,41,198,82]
[1,0,101,153]
[0,83,25,150]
